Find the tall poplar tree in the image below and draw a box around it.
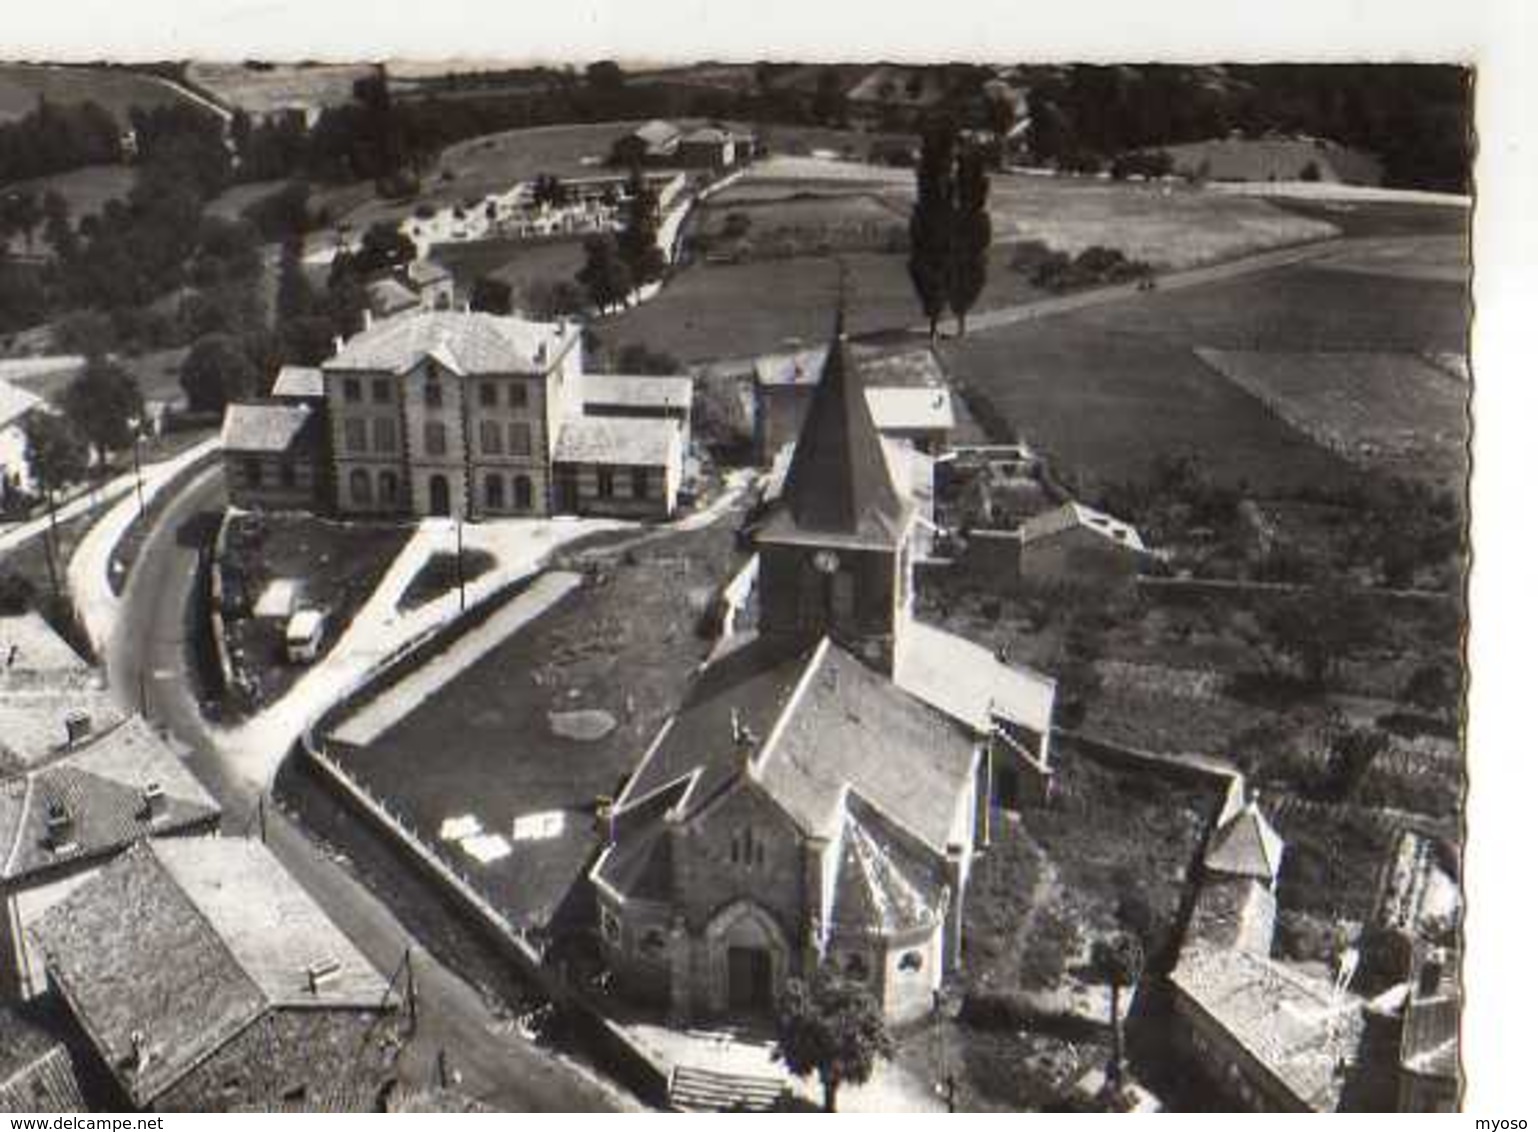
[907,124,954,340]
[948,141,992,337]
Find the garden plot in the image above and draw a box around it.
[1195,348,1469,484]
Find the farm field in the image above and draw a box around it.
[0,63,196,125]
[600,247,1042,363]
[722,157,1339,269]
[1195,348,1468,485]
[184,62,372,117]
[939,249,1469,495]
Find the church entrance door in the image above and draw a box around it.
[727,946,773,1012]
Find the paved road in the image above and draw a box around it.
[108,470,635,1111]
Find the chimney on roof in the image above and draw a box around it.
[594,795,615,845]
[140,781,165,820]
[64,709,92,747]
[45,800,75,851]
[333,335,345,355]
[363,308,373,330]
[306,957,342,994]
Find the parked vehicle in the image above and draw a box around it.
[284,608,327,664]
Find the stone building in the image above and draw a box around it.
[220,402,326,512]
[590,315,1055,1025]
[31,838,399,1113]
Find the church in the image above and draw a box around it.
[590,314,1057,1025]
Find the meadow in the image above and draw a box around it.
[0,63,196,125]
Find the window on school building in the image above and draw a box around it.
[372,378,391,404]
[349,468,372,505]
[344,418,367,452]
[508,382,529,409]
[596,468,615,498]
[508,421,532,456]
[279,462,296,488]
[424,372,443,409]
[379,470,400,505]
[424,421,447,456]
[342,377,361,403]
[373,417,397,452]
[243,457,261,486]
[513,474,533,510]
[485,473,506,510]
[631,467,650,499]
[479,381,497,408]
[480,419,502,455]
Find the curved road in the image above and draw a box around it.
[108,468,635,1111]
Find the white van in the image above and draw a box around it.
[284,608,327,664]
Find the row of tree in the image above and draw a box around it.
[0,96,123,185]
[908,124,992,338]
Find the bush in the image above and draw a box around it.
[0,570,36,614]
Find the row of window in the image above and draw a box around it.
[342,417,534,459]
[241,458,299,489]
[596,467,651,500]
[345,468,538,511]
[341,375,532,411]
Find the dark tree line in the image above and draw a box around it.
[0,96,123,184]
[909,123,992,338]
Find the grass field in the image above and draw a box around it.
[1195,348,1468,485]
[0,63,196,125]
[429,234,587,296]
[184,62,372,117]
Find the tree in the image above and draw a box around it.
[616,165,665,287]
[1261,582,1373,687]
[614,342,683,375]
[0,569,36,615]
[469,275,513,315]
[1089,932,1143,1087]
[908,124,955,339]
[811,69,848,126]
[948,141,992,336]
[41,189,76,260]
[180,333,259,414]
[576,234,633,314]
[24,413,89,598]
[0,189,42,253]
[351,221,417,276]
[585,60,626,95]
[774,973,894,1113]
[530,173,567,208]
[61,358,143,465]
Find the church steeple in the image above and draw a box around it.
[758,310,908,550]
[755,309,915,669]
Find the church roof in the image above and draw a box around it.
[828,803,945,937]
[757,317,911,551]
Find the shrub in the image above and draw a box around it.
[0,569,36,614]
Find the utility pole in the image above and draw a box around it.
[257,794,267,844]
[456,515,466,612]
[405,947,418,1031]
[132,425,146,518]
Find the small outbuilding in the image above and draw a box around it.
[220,402,325,512]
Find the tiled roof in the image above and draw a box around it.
[1204,801,1285,884]
[365,277,421,316]
[0,613,88,675]
[0,1007,84,1113]
[582,372,694,413]
[866,387,954,433]
[552,416,682,467]
[270,365,325,399]
[326,310,569,375]
[220,402,317,455]
[1172,946,1365,1112]
[755,344,945,391]
[632,119,683,150]
[755,638,977,854]
[0,715,220,882]
[829,804,943,937]
[0,678,122,774]
[757,317,911,551]
[1017,501,1148,554]
[31,839,394,1107]
[894,617,1056,739]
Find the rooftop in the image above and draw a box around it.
[894,617,1057,741]
[754,343,946,391]
[0,1006,84,1113]
[1,714,221,882]
[220,401,319,455]
[582,372,694,413]
[326,310,572,376]
[269,365,325,400]
[1204,800,1286,885]
[866,387,955,434]
[1171,946,1366,1112]
[0,679,123,775]
[1185,875,1278,954]
[552,415,683,467]
[32,838,394,1107]
[1017,501,1148,554]
[0,375,45,428]
[0,613,89,676]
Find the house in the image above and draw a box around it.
[220,402,326,512]
[269,365,325,403]
[1169,946,1366,1112]
[364,276,424,320]
[0,1005,85,1112]
[1,714,223,1001]
[590,314,1054,1025]
[966,501,1149,591]
[30,838,399,1112]
[0,376,46,510]
[611,120,684,167]
[318,309,688,520]
[753,343,954,462]
[677,125,740,170]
